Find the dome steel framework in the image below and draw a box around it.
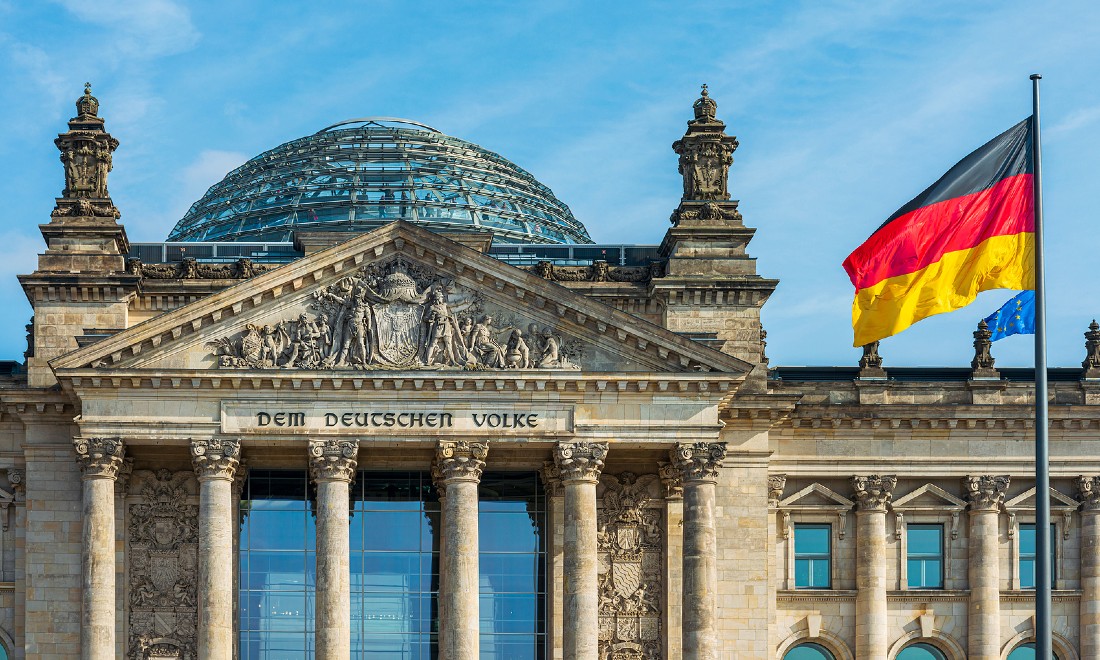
[167,118,593,245]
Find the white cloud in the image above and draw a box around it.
[1048,104,1100,136]
[53,0,200,58]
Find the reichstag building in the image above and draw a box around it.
[0,83,1096,660]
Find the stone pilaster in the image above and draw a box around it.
[554,441,607,660]
[190,438,241,660]
[308,439,358,660]
[671,442,727,660]
[964,475,1009,660]
[1080,476,1100,657]
[539,460,565,660]
[74,436,125,660]
[659,461,685,660]
[851,475,896,660]
[436,440,488,660]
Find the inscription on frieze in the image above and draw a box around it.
[222,401,573,435]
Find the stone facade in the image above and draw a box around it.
[0,84,1094,660]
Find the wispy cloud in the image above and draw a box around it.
[52,0,200,58]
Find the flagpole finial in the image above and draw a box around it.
[1030,73,1042,80]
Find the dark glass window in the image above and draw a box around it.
[907,524,944,589]
[793,524,831,589]
[782,642,835,659]
[1019,523,1056,589]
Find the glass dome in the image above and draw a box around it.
[167,118,593,245]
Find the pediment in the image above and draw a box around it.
[779,483,854,510]
[892,484,967,511]
[52,222,753,376]
[1004,486,1079,512]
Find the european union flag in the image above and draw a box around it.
[983,291,1035,341]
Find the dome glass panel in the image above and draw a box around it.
[168,118,593,245]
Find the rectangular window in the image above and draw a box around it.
[794,524,831,589]
[907,524,944,589]
[1019,523,1056,589]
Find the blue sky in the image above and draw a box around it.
[1,1,1097,368]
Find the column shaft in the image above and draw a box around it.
[682,480,718,660]
[968,509,1000,659]
[193,437,241,660]
[442,480,480,659]
[309,439,358,660]
[1082,509,1100,657]
[854,510,888,659]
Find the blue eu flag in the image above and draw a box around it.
[983,291,1035,341]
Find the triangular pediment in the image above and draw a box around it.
[779,483,854,510]
[891,484,967,512]
[52,222,753,377]
[1004,486,1079,512]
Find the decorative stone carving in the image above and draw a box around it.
[669,201,743,226]
[208,257,583,370]
[672,85,738,202]
[858,341,886,378]
[435,440,489,483]
[74,436,125,479]
[127,469,199,660]
[963,475,1010,511]
[851,475,897,511]
[6,468,24,501]
[656,461,683,500]
[768,474,787,508]
[539,460,563,498]
[1084,320,1100,378]
[553,441,608,483]
[189,438,241,480]
[1078,476,1100,510]
[308,439,359,482]
[530,260,657,283]
[128,257,270,280]
[669,442,727,483]
[53,83,120,215]
[971,320,999,377]
[597,472,663,660]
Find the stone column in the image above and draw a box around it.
[670,442,726,660]
[190,438,241,660]
[554,441,608,660]
[659,461,686,660]
[309,439,359,660]
[436,440,489,660]
[1079,477,1100,657]
[851,475,896,660]
[73,436,125,660]
[539,461,566,660]
[963,475,1009,660]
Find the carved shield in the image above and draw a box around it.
[615,523,641,553]
[148,552,181,594]
[612,562,641,598]
[374,302,423,366]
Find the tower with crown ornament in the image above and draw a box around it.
[18,84,139,386]
[654,85,778,390]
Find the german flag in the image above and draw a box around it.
[843,118,1035,346]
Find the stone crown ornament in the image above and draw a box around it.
[554,442,608,483]
[963,475,1010,511]
[308,439,359,482]
[851,475,897,510]
[435,440,489,483]
[190,438,241,480]
[74,436,126,479]
[669,442,727,483]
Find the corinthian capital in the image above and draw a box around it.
[74,437,125,479]
[851,475,897,511]
[191,437,241,481]
[657,461,684,499]
[308,439,359,483]
[435,440,489,483]
[1079,476,1100,511]
[670,442,727,483]
[554,441,608,483]
[963,475,1010,511]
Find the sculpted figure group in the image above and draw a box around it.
[209,260,580,371]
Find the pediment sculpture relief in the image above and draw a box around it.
[208,257,583,370]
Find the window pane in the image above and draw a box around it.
[811,560,831,588]
[783,642,836,659]
[794,560,810,588]
[1019,524,1037,554]
[907,525,942,555]
[897,642,948,659]
[795,525,830,555]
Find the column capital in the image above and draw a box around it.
[1079,476,1100,511]
[851,475,896,511]
[435,440,489,483]
[670,442,726,483]
[74,436,125,480]
[308,439,359,483]
[963,475,1010,511]
[657,461,684,499]
[6,468,25,501]
[768,474,787,508]
[191,437,241,481]
[539,460,563,498]
[554,441,608,483]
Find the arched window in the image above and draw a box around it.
[1007,642,1060,660]
[783,642,836,660]
[896,642,948,660]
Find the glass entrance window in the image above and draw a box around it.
[896,642,948,660]
[782,642,836,659]
[1007,642,1060,659]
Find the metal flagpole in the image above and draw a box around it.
[1030,72,1052,659]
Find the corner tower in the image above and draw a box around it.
[653,85,778,389]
